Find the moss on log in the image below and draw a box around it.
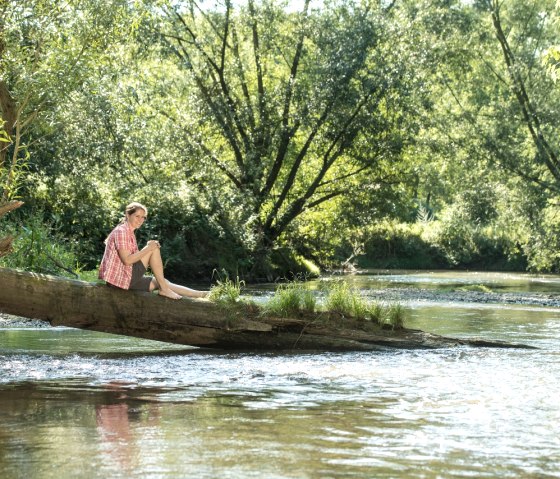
[0,268,535,351]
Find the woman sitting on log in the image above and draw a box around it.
[99,202,207,299]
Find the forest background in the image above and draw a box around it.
[1,0,560,283]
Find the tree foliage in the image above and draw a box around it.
[2,0,560,278]
[136,0,425,277]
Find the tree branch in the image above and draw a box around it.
[161,31,245,171]
[261,0,310,199]
[490,0,560,182]
[172,6,252,163]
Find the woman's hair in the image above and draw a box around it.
[119,202,148,224]
[104,202,149,244]
[125,202,148,217]
[105,202,148,244]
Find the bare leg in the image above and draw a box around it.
[167,282,208,299]
[141,248,181,300]
[142,248,207,299]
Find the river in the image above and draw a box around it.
[1,271,559,478]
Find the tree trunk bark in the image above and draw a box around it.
[0,268,534,351]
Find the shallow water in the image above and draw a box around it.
[1,271,560,479]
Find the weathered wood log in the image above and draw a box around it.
[0,267,535,351]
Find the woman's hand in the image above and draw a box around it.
[145,240,161,251]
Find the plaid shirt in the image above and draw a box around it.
[98,222,139,289]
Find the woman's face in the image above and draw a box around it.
[127,208,147,230]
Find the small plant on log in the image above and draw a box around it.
[208,273,245,306]
[383,304,405,330]
[322,280,368,320]
[263,281,317,318]
[321,279,406,330]
[207,274,406,330]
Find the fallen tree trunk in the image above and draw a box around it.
[0,268,535,351]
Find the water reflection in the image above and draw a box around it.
[95,382,160,476]
[1,363,559,479]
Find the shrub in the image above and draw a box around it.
[0,213,79,277]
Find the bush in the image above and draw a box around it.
[354,213,523,272]
[357,221,444,269]
[0,213,80,277]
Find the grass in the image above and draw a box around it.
[263,281,317,318]
[198,273,407,330]
[208,274,245,306]
[320,279,406,329]
[386,303,406,330]
[261,279,407,330]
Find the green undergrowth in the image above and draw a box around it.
[319,280,405,330]
[208,276,406,330]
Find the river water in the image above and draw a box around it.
[1,271,559,479]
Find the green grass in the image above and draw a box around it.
[385,303,406,330]
[169,270,407,330]
[263,281,317,317]
[208,274,245,306]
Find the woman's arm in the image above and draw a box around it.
[117,240,159,266]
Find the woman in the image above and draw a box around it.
[99,202,207,299]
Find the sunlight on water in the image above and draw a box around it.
[1,271,560,479]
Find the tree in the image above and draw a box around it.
[482,0,560,192]
[0,0,138,200]
[136,0,425,278]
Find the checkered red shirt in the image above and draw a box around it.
[98,222,139,289]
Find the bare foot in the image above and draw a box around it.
[158,289,182,300]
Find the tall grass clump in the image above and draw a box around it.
[264,281,317,317]
[208,273,245,306]
[322,280,368,319]
[320,279,406,329]
[385,303,406,330]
